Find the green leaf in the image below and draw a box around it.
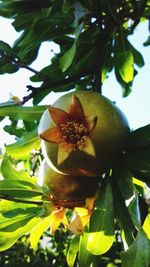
[33,80,75,104]
[62,0,72,13]
[1,158,37,184]
[78,233,99,267]
[0,200,42,251]
[130,43,145,68]
[67,235,80,267]
[5,128,40,159]
[101,58,113,83]
[90,181,114,232]
[87,232,114,256]
[4,123,25,137]
[60,43,76,72]
[121,231,150,267]
[31,56,66,82]
[116,50,134,83]
[124,146,150,181]
[1,62,19,74]
[128,196,142,230]
[0,180,42,199]
[127,124,150,149]
[30,214,52,250]
[111,180,135,246]
[0,105,45,121]
[115,67,132,97]
[143,214,150,239]
[0,206,40,231]
[0,41,14,57]
[114,32,134,86]
[0,159,42,200]
[132,178,145,197]
[143,36,150,46]
[72,48,97,75]
[0,101,19,108]
[87,181,115,255]
[12,10,41,31]
[112,163,134,200]
[33,89,52,105]
[0,178,40,191]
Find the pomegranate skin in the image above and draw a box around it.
[38,90,130,176]
[40,160,99,205]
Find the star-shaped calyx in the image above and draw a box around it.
[40,95,97,165]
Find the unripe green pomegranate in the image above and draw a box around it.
[38,90,130,176]
[40,160,99,207]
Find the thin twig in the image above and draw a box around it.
[13,59,40,75]
[21,71,94,105]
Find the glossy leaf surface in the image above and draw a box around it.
[124,146,150,181]
[0,200,42,251]
[0,179,42,199]
[60,43,76,72]
[30,214,52,251]
[121,231,150,267]
[143,214,150,239]
[5,128,40,159]
[0,106,45,121]
[67,235,80,267]
[127,124,150,149]
[78,233,99,267]
[1,158,37,183]
[111,179,135,246]
[112,163,134,200]
[87,181,115,255]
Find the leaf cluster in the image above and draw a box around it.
[0,0,149,102]
[0,104,150,266]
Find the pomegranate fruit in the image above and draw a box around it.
[40,160,99,207]
[38,90,130,176]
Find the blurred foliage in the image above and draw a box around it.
[0,228,123,267]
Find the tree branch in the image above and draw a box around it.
[21,24,115,104]
[21,71,94,105]
[13,58,40,76]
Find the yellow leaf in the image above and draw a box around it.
[143,214,150,239]
[75,207,88,217]
[30,215,52,250]
[50,208,68,235]
[87,232,114,255]
[75,207,91,227]
[133,177,144,187]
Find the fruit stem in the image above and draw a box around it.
[53,199,86,208]
[93,73,102,94]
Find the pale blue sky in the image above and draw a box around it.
[0,16,149,146]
